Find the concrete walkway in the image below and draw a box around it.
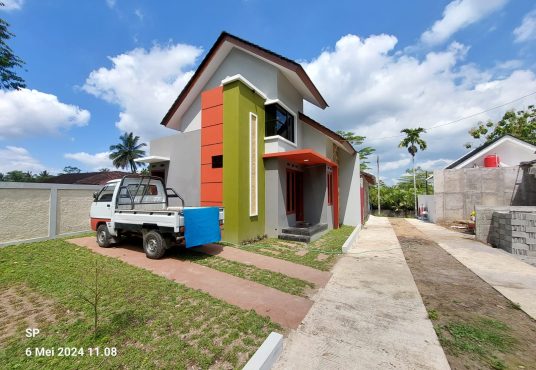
[194,244,331,287]
[407,219,536,321]
[68,237,312,329]
[275,216,450,370]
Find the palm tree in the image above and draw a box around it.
[399,128,427,217]
[109,132,147,173]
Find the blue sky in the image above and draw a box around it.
[1,0,535,182]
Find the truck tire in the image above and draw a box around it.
[143,230,166,259]
[96,224,112,248]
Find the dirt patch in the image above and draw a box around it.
[390,218,536,370]
[0,285,58,345]
[294,250,307,256]
[315,253,328,261]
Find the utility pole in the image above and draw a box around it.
[377,155,381,216]
[425,171,428,195]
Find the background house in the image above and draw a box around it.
[44,171,130,185]
[419,134,536,223]
[136,32,363,243]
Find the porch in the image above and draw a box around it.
[263,149,339,242]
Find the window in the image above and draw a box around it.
[96,184,116,202]
[286,169,296,214]
[327,171,333,205]
[265,103,295,143]
[212,155,223,168]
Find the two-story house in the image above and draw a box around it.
[136,32,362,243]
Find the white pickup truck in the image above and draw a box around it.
[90,175,224,259]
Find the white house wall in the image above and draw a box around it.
[455,138,536,169]
[339,150,362,226]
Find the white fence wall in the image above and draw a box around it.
[0,182,101,246]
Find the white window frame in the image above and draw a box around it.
[264,99,298,147]
[249,112,259,217]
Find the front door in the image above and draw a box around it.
[296,172,304,222]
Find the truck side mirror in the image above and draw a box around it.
[93,191,99,200]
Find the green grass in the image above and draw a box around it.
[233,225,355,271]
[0,239,280,369]
[177,251,313,297]
[435,316,515,369]
[427,309,439,321]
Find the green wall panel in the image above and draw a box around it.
[222,80,266,242]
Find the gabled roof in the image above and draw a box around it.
[298,112,356,155]
[361,172,376,185]
[446,134,536,169]
[161,32,328,127]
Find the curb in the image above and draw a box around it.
[243,332,283,370]
[341,224,361,253]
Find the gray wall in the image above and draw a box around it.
[338,150,361,226]
[0,182,101,246]
[417,195,437,223]
[433,166,535,222]
[149,130,201,207]
[303,165,329,226]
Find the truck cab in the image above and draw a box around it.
[90,175,223,259]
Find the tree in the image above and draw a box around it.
[35,170,52,182]
[0,3,26,90]
[336,131,376,170]
[109,132,147,173]
[399,127,427,217]
[63,166,81,174]
[466,105,536,148]
[3,170,34,182]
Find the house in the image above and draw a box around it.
[44,171,130,185]
[360,172,376,223]
[420,135,536,223]
[446,134,536,169]
[136,32,362,243]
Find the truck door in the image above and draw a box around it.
[91,183,117,222]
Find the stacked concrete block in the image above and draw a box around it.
[475,205,510,244]
[483,208,536,257]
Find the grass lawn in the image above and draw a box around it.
[178,251,313,297]
[232,225,355,271]
[0,239,280,369]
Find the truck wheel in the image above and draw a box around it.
[143,230,166,259]
[96,224,112,248]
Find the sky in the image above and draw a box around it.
[1,0,535,183]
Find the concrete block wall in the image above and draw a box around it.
[476,206,536,257]
[0,182,101,246]
[433,166,535,222]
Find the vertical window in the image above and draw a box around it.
[249,113,258,216]
[327,171,333,205]
[286,169,296,214]
[211,155,223,168]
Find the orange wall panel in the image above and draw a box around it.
[201,182,223,203]
[201,164,223,183]
[201,124,223,146]
[201,86,223,109]
[201,86,224,206]
[201,143,223,165]
[201,105,223,128]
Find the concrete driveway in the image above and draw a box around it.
[275,216,450,370]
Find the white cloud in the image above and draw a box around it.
[419,158,453,171]
[513,10,536,43]
[83,43,202,140]
[0,146,45,173]
[381,157,411,171]
[0,0,24,11]
[421,0,508,45]
[0,89,90,139]
[105,0,116,9]
[134,8,144,21]
[64,151,112,171]
[303,33,536,180]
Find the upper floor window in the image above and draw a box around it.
[265,103,295,143]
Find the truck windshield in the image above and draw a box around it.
[96,184,117,202]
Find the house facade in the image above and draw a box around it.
[137,32,362,243]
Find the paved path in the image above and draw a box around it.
[275,216,450,370]
[407,219,536,321]
[68,237,313,329]
[194,244,331,287]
